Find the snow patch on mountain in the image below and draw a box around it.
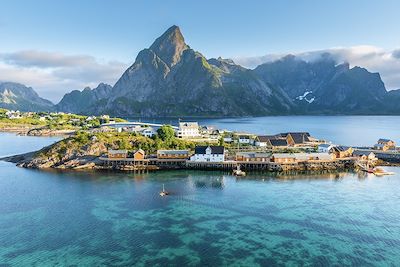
[295,91,315,103]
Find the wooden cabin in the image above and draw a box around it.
[270,153,297,163]
[330,146,354,158]
[375,139,396,151]
[235,152,271,162]
[130,149,145,160]
[157,150,190,159]
[108,150,128,159]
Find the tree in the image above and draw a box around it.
[157,125,176,142]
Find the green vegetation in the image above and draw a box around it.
[0,108,126,131]
[37,129,202,161]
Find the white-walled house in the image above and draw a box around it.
[190,146,225,162]
[141,127,156,138]
[177,122,200,138]
[317,144,335,153]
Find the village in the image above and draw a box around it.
[98,120,400,175]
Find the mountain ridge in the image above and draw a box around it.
[1,26,400,116]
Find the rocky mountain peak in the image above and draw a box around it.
[149,25,188,67]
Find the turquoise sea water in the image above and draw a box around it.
[1,116,400,266]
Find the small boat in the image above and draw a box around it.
[373,167,395,176]
[159,184,169,196]
[233,165,246,176]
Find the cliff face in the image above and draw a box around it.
[0,82,54,112]
[88,25,292,117]
[56,83,112,114]
[254,55,388,114]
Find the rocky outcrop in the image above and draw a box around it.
[13,137,107,169]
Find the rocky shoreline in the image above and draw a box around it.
[0,125,76,137]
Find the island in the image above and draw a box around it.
[2,110,399,174]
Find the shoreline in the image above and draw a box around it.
[2,151,399,173]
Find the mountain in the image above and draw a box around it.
[385,89,400,113]
[89,25,292,116]
[254,54,387,114]
[0,82,54,112]
[5,26,399,116]
[56,83,112,113]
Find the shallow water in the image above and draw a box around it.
[1,116,400,266]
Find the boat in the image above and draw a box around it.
[159,184,169,196]
[233,165,246,176]
[373,167,395,176]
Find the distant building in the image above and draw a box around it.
[108,150,128,159]
[271,152,334,163]
[177,122,200,138]
[374,139,396,151]
[317,144,335,153]
[330,146,353,158]
[157,150,190,159]
[254,135,274,147]
[270,153,297,163]
[254,135,288,148]
[280,132,310,146]
[141,127,156,138]
[269,139,288,148]
[129,149,145,160]
[236,152,271,162]
[353,151,377,161]
[190,146,225,162]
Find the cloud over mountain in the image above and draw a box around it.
[0,50,128,102]
[235,46,400,90]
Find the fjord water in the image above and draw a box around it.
[140,115,400,146]
[1,117,400,266]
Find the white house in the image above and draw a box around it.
[177,122,200,138]
[238,135,252,144]
[141,127,156,138]
[190,146,225,162]
[317,144,335,153]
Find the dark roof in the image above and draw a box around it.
[334,146,351,152]
[288,133,310,144]
[279,132,310,138]
[353,150,372,157]
[257,135,277,142]
[194,146,225,155]
[270,139,288,147]
[378,138,392,143]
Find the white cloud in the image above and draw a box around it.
[0,50,128,102]
[234,46,400,90]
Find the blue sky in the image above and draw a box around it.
[1,0,400,101]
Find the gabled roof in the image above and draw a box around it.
[378,138,393,143]
[288,133,310,144]
[195,146,225,155]
[256,135,277,142]
[334,146,351,152]
[318,144,333,149]
[270,139,288,147]
[353,150,374,157]
[279,132,310,138]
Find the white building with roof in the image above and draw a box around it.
[177,122,200,138]
[190,146,225,162]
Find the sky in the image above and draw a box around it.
[1,0,400,102]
